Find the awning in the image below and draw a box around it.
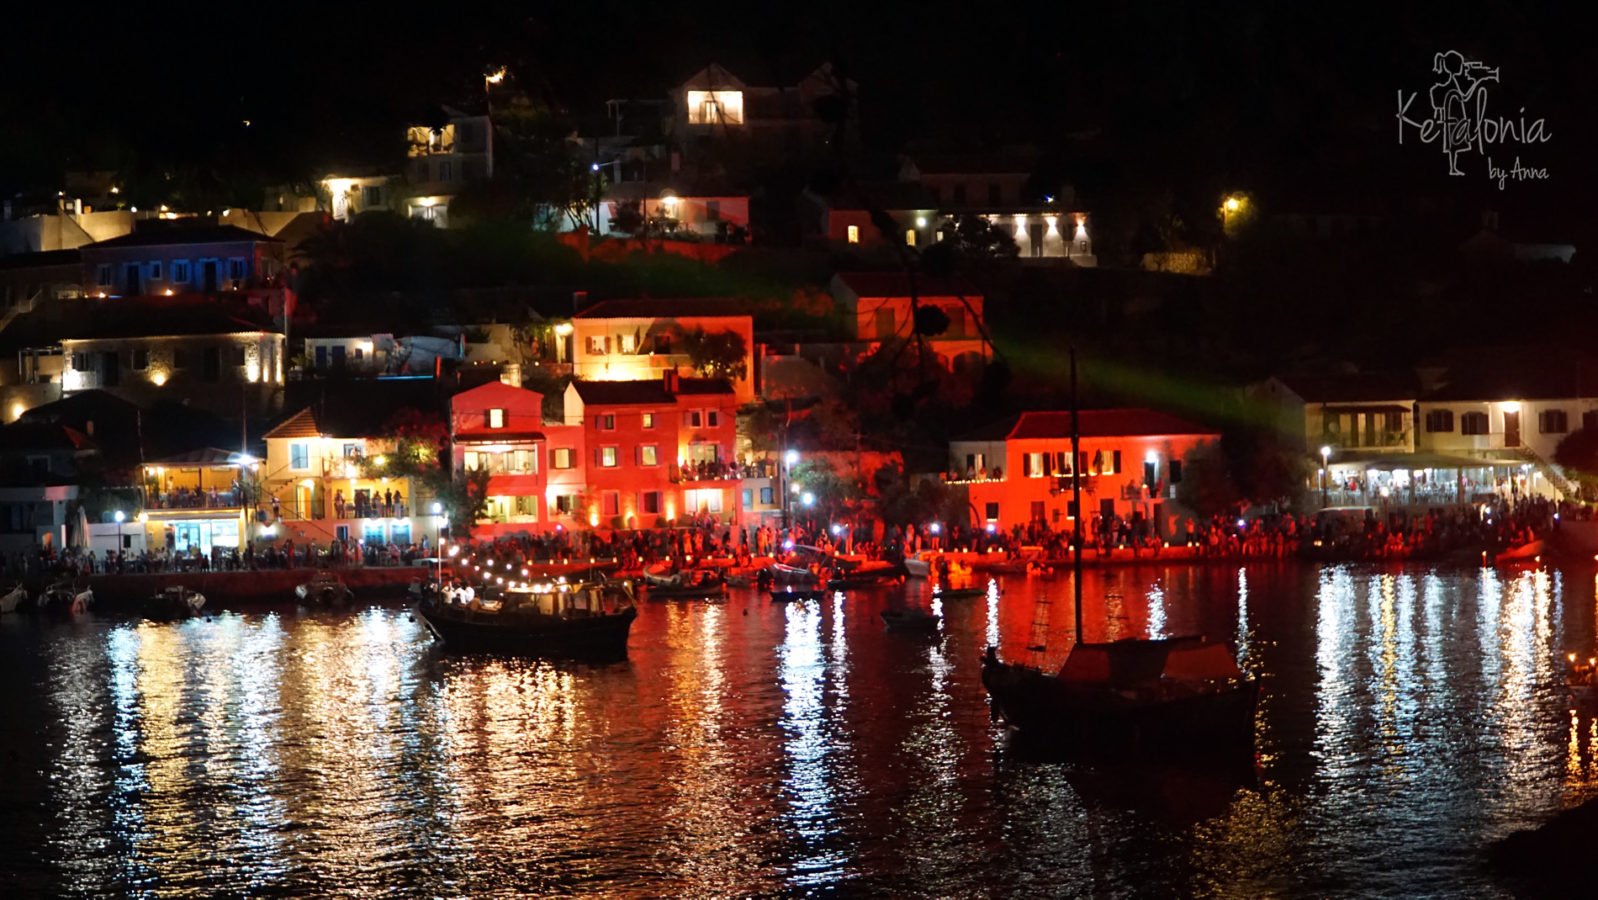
[1330,451,1522,471]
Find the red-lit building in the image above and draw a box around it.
[450,380,577,535]
[948,409,1219,538]
[559,372,740,530]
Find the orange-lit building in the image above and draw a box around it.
[948,409,1218,537]
[450,380,567,536]
[569,298,756,402]
[830,272,989,366]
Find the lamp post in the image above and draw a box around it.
[782,449,798,529]
[1320,445,1332,507]
[113,510,125,564]
[431,502,444,584]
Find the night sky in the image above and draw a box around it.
[2,1,1590,224]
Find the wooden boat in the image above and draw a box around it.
[295,571,353,606]
[1,583,24,614]
[770,588,828,602]
[145,586,206,620]
[981,638,1258,759]
[417,579,636,657]
[901,556,932,578]
[34,582,92,615]
[826,571,901,591]
[769,561,820,584]
[1495,539,1544,565]
[645,574,728,601]
[881,607,941,632]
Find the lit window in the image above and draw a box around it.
[686,90,745,125]
[487,408,505,429]
[905,229,917,247]
[464,451,480,469]
[620,334,635,353]
[600,447,618,467]
[640,445,658,466]
[642,413,654,429]
[290,442,309,470]
[847,225,860,244]
[552,448,573,469]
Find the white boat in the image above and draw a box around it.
[296,571,352,606]
[902,555,932,578]
[146,586,206,620]
[0,584,24,614]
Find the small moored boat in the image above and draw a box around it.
[1,583,25,614]
[145,586,206,620]
[34,582,92,616]
[881,606,941,632]
[296,571,353,606]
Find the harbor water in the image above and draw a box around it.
[2,562,1595,897]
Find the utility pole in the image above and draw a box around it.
[1071,348,1083,644]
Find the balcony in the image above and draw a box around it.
[674,460,748,483]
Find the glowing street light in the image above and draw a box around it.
[1320,445,1332,507]
[114,509,125,555]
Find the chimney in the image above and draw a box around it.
[662,369,679,394]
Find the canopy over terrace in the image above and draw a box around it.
[1321,451,1526,508]
[140,447,258,554]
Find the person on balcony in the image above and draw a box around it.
[334,490,346,519]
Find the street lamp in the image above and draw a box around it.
[431,502,444,584]
[1320,445,1331,507]
[114,510,125,559]
[782,449,799,529]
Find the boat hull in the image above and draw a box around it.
[770,589,827,602]
[881,610,940,632]
[417,603,636,658]
[981,660,1257,759]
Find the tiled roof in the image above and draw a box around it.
[269,379,445,439]
[572,380,675,406]
[832,271,981,299]
[0,298,275,349]
[574,298,751,319]
[676,377,736,395]
[86,223,279,249]
[1008,409,1218,440]
[1276,372,1421,403]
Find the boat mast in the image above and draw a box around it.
[1071,347,1083,644]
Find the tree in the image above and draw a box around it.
[609,198,681,240]
[682,328,748,381]
[922,214,1020,272]
[1554,427,1598,500]
[1175,440,1240,517]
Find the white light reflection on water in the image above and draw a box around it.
[984,586,1000,649]
[778,599,847,885]
[1236,569,1250,671]
[1145,579,1167,639]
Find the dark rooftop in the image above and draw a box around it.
[85,223,279,250]
[571,380,675,406]
[575,298,752,319]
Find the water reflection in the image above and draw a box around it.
[7,562,1598,896]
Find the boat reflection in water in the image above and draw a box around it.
[416,578,637,657]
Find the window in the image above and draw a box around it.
[232,346,247,366]
[343,443,360,459]
[335,525,350,542]
[97,265,112,286]
[600,446,618,467]
[905,228,917,247]
[742,489,753,508]
[984,502,999,521]
[464,451,480,470]
[688,410,702,428]
[684,488,723,513]
[706,410,719,428]
[642,412,655,429]
[640,445,658,466]
[132,349,148,370]
[602,491,620,517]
[847,225,860,244]
[227,258,246,280]
[487,408,505,429]
[760,486,774,505]
[1541,409,1569,434]
[641,491,661,515]
[686,90,745,125]
[390,521,411,544]
[555,494,577,514]
[1461,412,1490,435]
[290,442,309,470]
[596,414,615,430]
[1169,460,1183,484]
[587,336,606,355]
[1111,450,1121,474]
[172,261,190,283]
[1031,501,1046,521]
[331,346,346,367]
[1425,410,1454,433]
[363,185,383,207]
[552,448,573,469]
[514,495,538,517]
[149,261,162,280]
[619,334,635,353]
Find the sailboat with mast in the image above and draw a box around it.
[979,350,1257,759]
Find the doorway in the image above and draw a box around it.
[1504,410,1521,447]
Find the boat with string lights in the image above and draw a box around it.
[416,575,637,657]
